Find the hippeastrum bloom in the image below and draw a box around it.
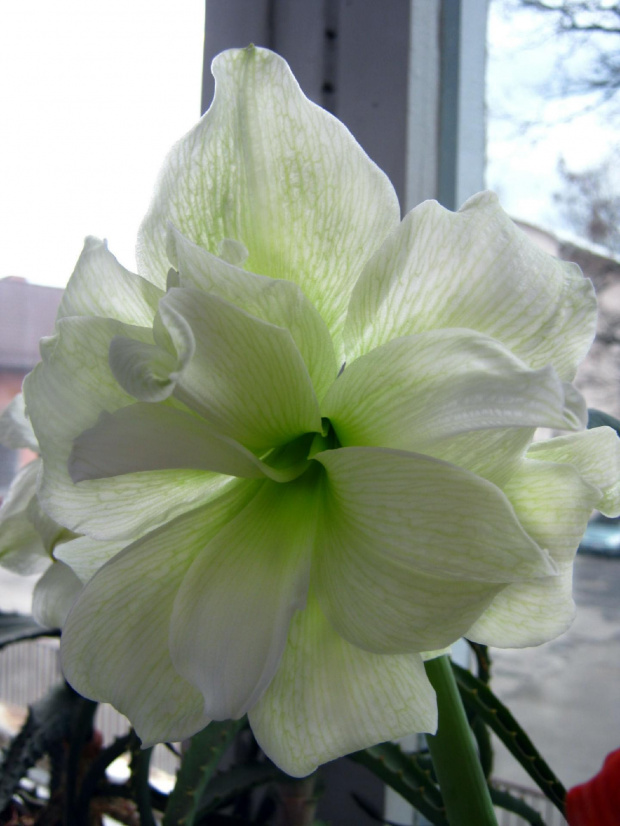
[0,395,82,627]
[23,47,620,776]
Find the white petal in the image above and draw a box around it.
[345,192,596,380]
[314,447,554,583]
[467,562,575,648]
[503,458,600,565]
[0,394,38,451]
[467,449,608,647]
[58,237,162,325]
[69,404,308,485]
[310,448,555,654]
[24,318,232,541]
[314,536,502,654]
[32,561,83,628]
[402,428,535,489]
[0,461,48,575]
[249,593,437,777]
[324,329,585,451]
[169,228,337,400]
[527,427,620,517]
[169,475,318,719]
[160,288,322,451]
[108,335,188,403]
[137,47,399,357]
[61,482,256,745]
[54,534,127,583]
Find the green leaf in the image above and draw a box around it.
[162,719,246,826]
[195,762,283,815]
[588,408,620,436]
[0,611,59,649]
[489,786,545,825]
[467,641,492,684]
[349,742,448,826]
[452,662,566,815]
[130,743,157,826]
[471,716,494,780]
[0,682,83,811]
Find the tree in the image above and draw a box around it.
[518,1,620,107]
[554,151,620,254]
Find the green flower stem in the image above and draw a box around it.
[274,773,318,826]
[424,655,498,826]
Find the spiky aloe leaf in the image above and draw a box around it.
[163,719,245,826]
[350,741,447,825]
[452,662,565,815]
[0,682,81,811]
[0,611,59,649]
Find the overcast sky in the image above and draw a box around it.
[0,2,205,288]
[486,0,618,233]
[1,2,617,290]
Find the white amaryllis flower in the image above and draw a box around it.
[0,395,82,627]
[23,47,620,777]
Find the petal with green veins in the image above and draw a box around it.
[314,539,503,655]
[54,534,128,584]
[0,461,48,575]
[58,237,163,325]
[137,46,399,358]
[408,428,535,489]
[345,192,596,380]
[0,394,38,451]
[249,591,437,778]
[108,336,189,402]
[169,472,319,720]
[24,317,233,541]
[467,562,575,649]
[314,447,555,584]
[169,228,337,400]
[70,404,310,484]
[160,288,322,450]
[466,450,609,647]
[310,447,558,654]
[26,490,68,556]
[107,297,197,403]
[61,481,257,745]
[526,426,620,516]
[32,561,83,629]
[503,458,601,565]
[324,329,586,454]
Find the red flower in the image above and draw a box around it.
[566,748,620,825]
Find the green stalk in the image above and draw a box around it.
[424,655,498,826]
